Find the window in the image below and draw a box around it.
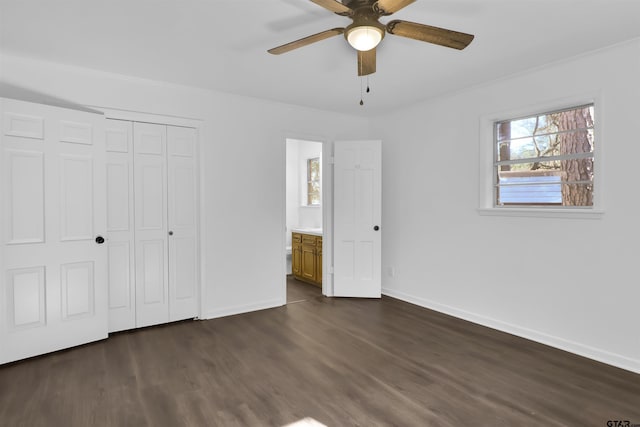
[306,157,321,206]
[494,104,595,208]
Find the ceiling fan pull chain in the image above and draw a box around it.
[366,76,371,93]
[360,76,364,106]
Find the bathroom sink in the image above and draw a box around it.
[291,227,322,236]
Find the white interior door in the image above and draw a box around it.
[0,98,108,364]
[333,140,381,298]
[105,119,136,332]
[167,126,199,321]
[134,122,169,328]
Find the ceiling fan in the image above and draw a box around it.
[267,0,475,76]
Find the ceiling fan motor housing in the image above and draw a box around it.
[342,0,387,46]
[341,0,374,8]
[341,0,393,16]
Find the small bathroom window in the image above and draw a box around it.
[307,157,321,206]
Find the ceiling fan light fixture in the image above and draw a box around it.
[347,25,383,51]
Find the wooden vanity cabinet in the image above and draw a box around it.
[291,232,322,287]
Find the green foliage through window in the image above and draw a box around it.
[307,157,321,206]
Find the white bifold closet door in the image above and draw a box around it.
[105,119,198,332]
[0,98,108,364]
[166,126,199,322]
[134,122,170,328]
[105,119,136,332]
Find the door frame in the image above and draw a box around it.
[91,106,205,319]
[283,134,334,299]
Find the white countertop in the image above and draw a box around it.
[291,227,322,237]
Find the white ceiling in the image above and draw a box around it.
[2,0,640,116]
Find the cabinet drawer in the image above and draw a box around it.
[302,236,317,246]
[292,233,302,242]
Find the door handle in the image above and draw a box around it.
[168,231,174,236]
[373,225,380,231]
[95,235,105,244]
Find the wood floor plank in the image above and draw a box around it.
[1,279,639,426]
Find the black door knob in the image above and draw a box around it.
[168,231,174,236]
[373,225,380,231]
[95,236,105,244]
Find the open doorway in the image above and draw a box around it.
[286,138,323,303]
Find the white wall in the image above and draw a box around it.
[285,139,322,249]
[0,54,370,320]
[372,39,640,373]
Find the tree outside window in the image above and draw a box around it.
[307,157,321,206]
[495,104,594,207]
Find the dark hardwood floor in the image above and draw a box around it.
[1,278,639,426]
[287,275,322,303]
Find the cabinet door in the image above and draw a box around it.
[292,234,302,276]
[134,123,169,328]
[167,126,198,322]
[301,242,316,282]
[0,98,108,364]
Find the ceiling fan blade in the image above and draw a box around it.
[310,0,353,15]
[387,20,474,50]
[358,48,376,76]
[374,0,416,15]
[268,28,345,55]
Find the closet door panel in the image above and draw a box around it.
[106,119,135,332]
[4,112,44,139]
[4,149,45,244]
[167,126,198,321]
[138,163,164,230]
[106,162,130,231]
[60,261,95,319]
[105,124,130,153]
[59,154,94,241]
[107,242,131,309]
[139,239,165,303]
[7,266,46,330]
[134,123,169,328]
[171,236,196,300]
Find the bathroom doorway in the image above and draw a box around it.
[286,138,323,303]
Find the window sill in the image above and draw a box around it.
[477,207,604,219]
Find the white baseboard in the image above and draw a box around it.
[203,298,284,320]
[382,287,640,375]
